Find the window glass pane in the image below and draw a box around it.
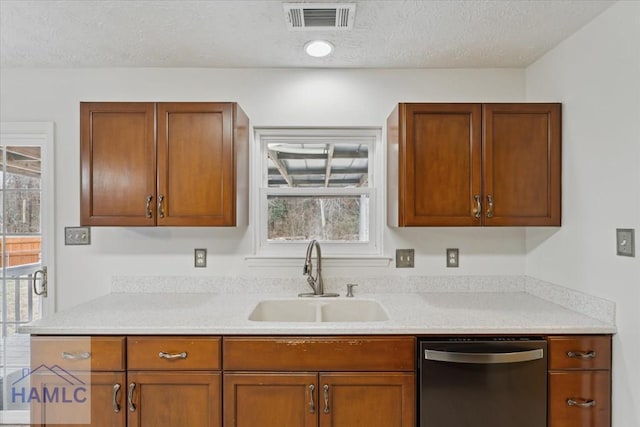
[4,191,41,234]
[268,195,369,242]
[1,146,42,190]
[267,142,368,188]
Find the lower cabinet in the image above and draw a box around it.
[126,336,222,427]
[222,336,416,427]
[223,372,415,427]
[29,334,613,427]
[127,371,221,427]
[548,335,612,427]
[29,336,126,427]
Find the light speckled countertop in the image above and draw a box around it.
[22,276,616,335]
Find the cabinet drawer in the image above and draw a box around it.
[548,336,611,370]
[223,336,415,371]
[549,371,611,427]
[128,336,221,370]
[31,336,125,371]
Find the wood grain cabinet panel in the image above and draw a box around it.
[80,102,248,227]
[548,335,612,427]
[223,373,317,427]
[127,371,221,427]
[30,337,126,427]
[127,336,221,370]
[319,372,415,427]
[387,102,561,226]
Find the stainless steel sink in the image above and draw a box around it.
[248,299,389,322]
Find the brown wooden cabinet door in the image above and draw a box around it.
[389,103,482,226]
[80,102,156,226]
[319,372,415,427]
[30,372,126,427]
[549,371,611,427]
[127,371,221,427]
[157,102,236,226]
[223,372,318,427]
[483,103,561,226]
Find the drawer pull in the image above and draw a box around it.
[112,383,121,413]
[567,398,596,408]
[128,383,136,412]
[323,384,330,414]
[61,351,91,360]
[159,351,188,360]
[567,351,596,359]
[308,384,315,414]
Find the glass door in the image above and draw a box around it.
[0,122,53,424]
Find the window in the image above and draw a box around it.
[254,128,382,257]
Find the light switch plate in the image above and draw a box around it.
[194,248,207,267]
[616,229,635,257]
[446,248,459,268]
[396,249,414,268]
[65,227,91,245]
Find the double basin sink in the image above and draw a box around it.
[249,299,389,323]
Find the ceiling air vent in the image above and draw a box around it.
[284,3,356,30]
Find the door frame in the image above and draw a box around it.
[0,122,55,316]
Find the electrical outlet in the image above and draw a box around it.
[446,248,459,268]
[396,249,414,268]
[65,227,91,245]
[616,229,635,257]
[194,248,207,267]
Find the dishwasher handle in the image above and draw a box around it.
[424,348,544,364]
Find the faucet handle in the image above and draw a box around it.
[346,283,358,298]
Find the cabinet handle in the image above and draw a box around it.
[473,195,482,219]
[61,351,91,360]
[567,398,596,408]
[145,195,153,218]
[567,350,596,359]
[308,384,316,414]
[128,383,136,412]
[112,383,121,413]
[486,194,494,218]
[157,195,165,218]
[159,351,188,360]
[323,384,330,414]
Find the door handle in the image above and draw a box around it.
[425,348,544,364]
[473,195,482,219]
[112,383,121,413]
[128,383,136,412]
[33,266,47,297]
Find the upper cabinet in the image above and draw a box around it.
[387,103,561,227]
[80,102,249,226]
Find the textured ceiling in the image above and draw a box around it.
[0,0,615,68]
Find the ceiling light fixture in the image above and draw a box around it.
[304,40,334,58]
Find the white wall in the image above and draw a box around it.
[525,2,640,425]
[0,67,527,309]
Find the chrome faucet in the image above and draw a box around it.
[299,240,339,297]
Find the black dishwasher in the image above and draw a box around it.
[419,337,547,427]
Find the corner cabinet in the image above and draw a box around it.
[387,103,561,226]
[80,102,249,226]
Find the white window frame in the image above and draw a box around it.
[252,127,383,258]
